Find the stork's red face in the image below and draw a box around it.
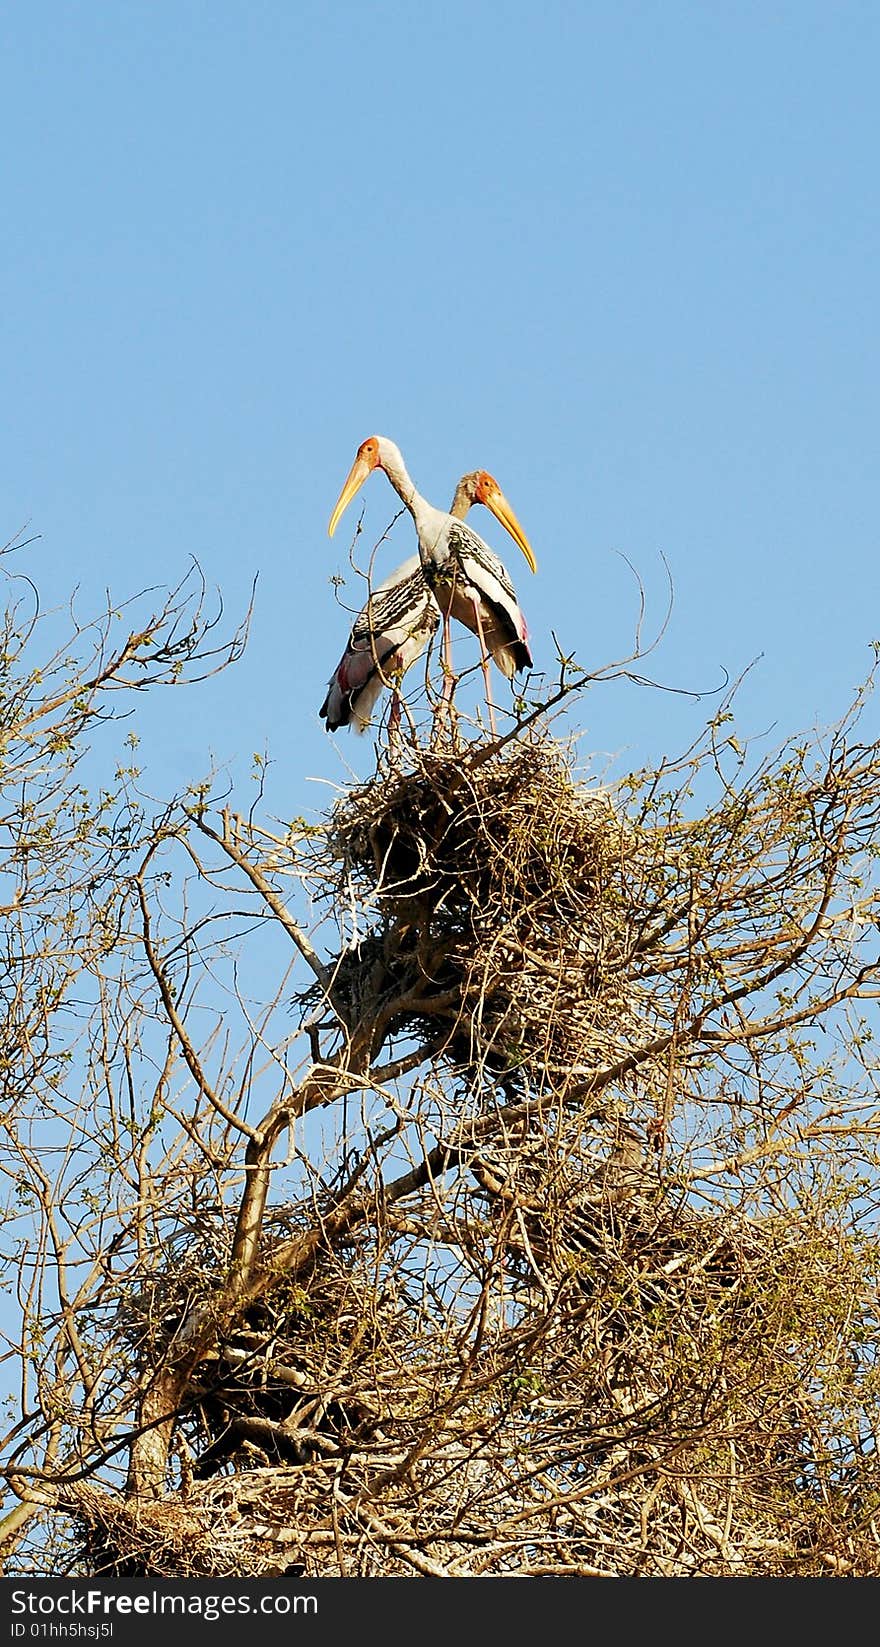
[473,472,537,574]
[328,437,383,537]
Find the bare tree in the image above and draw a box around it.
[2,539,880,1578]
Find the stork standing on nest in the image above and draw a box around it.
[321,469,528,735]
[326,436,536,736]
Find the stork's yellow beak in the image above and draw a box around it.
[487,490,537,574]
[328,452,374,537]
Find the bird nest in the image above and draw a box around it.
[318,729,642,1102]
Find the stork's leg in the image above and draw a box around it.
[441,610,454,701]
[431,611,459,750]
[389,684,401,737]
[382,655,404,756]
[469,595,497,737]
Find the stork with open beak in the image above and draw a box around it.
[326,436,536,736]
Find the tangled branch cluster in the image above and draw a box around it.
[69,1121,880,1577]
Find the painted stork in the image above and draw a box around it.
[320,469,525,734]
[319,552,438,734]
[326,436,536,735]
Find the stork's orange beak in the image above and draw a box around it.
[328,448,377,537]
[485,487,537,574]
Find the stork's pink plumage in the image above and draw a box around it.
[326,437,536,735]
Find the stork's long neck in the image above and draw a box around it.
[378,440,452,569]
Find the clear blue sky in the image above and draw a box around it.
[3,0,878,813]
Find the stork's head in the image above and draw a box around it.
[461,470,537,574]
[328,435,405,536]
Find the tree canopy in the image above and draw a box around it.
[2,540,880,1578]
